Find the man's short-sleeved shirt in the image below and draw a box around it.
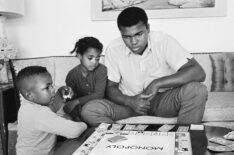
[105,31,193,96]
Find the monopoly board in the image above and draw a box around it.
[73,123,192,155]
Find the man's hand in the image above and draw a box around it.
[143,80,160,101]
[127,94,152,115]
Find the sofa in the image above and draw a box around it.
[9,52,234,130]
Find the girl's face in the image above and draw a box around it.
[79,47,102,71]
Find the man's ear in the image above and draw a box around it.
[147,24,150,32]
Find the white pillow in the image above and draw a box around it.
[116,116,177,124]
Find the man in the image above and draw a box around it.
[81,7,208,127]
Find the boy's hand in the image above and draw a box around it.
[58,86,74,102]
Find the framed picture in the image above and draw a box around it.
[91,0,227,21]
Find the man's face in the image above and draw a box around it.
[29,73,55,106]
[119,21,149,55]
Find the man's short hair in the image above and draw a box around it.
[16,66,48,90]
[117,7,148,29]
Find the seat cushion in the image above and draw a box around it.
[203,92,234,122]
[116,116,177,124]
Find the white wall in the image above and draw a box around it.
[6,0,234,58]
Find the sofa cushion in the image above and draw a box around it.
[10,57,55,81]
[209,53,234,92]
[52,56,79,86]
[202,92,234,122]
[116,116,177,124]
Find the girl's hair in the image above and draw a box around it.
[70,37,103,56]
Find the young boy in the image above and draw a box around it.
[15,66,87,155]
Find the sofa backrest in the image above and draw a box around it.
[10,56,79,105]
[10,56,79,86]
[10,52,234,92]
[193,52,234,92]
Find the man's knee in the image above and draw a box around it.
[81,99,114,127]
[181,82,208,103]
[82,99,108,114]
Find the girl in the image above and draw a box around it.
[64,37,107,121]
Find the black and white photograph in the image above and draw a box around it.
[1,0,234,155]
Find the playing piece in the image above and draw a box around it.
[63,87,73,102]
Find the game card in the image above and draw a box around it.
[110,124,124,130]
[177,126,189,132]
[107,135,128,143]
[158,124,175,132]
[123,124,136,131]
[96,123,111,131]
[134,124,148,131]
[224,131,234,140]
[209,137,234,146]
[207,145,233,152]
[190,124,204,130]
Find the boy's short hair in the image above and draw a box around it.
[16,66,48,91]
[117,7,148,29]
[70,36,103,56]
